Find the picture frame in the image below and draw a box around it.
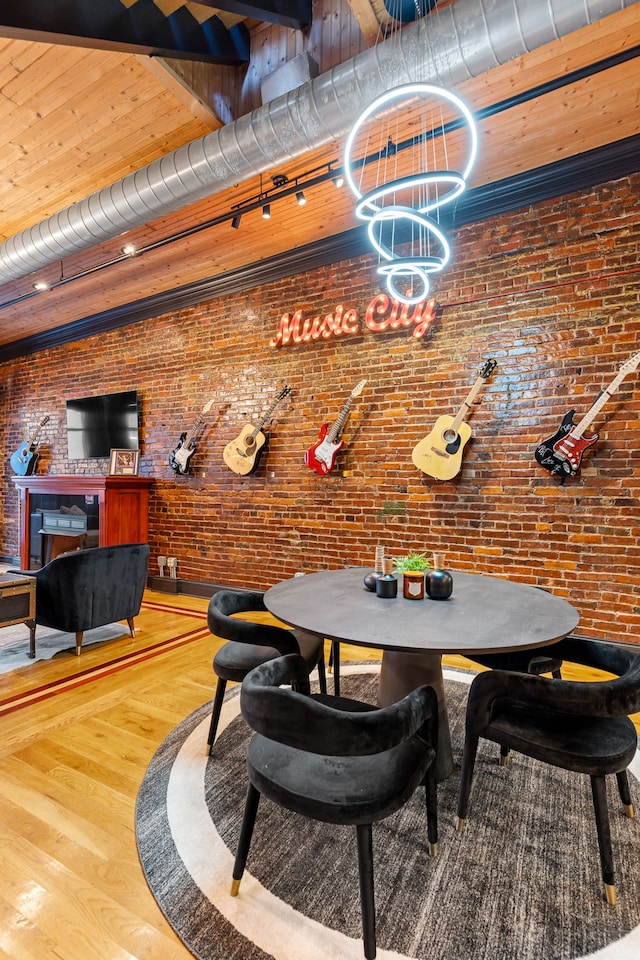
[109,448,140,476]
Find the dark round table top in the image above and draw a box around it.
[265,567,580,656]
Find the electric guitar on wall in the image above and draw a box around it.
[304,379,367,475]
[169,398,215,474]
[10,415,50,476]
[223,386,291,476]
[411,359,497,481]
[535,350,640,478]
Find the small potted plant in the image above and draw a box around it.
[393,551,432,600]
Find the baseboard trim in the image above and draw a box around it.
[0,563,242,600]
[146,575,252,598]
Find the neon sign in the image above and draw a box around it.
[270,294,437,348]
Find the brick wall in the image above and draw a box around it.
[2,173,640,640]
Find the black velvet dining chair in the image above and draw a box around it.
[206,589,327,755]
[327,638,342,694]
[456,634,640,905]
[469,648,562,679]
[469,646,563,766]
[469,588,563,682]
[231,653,439,960]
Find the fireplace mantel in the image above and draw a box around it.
[12,474,153,569]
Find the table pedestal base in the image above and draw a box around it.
[377,650,453,782]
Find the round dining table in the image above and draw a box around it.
[265,566,580,781]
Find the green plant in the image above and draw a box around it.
[393,551,432,572]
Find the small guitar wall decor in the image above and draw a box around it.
[411,359,497,481]
[10,415,50,476]
[169,398,215,475]
[535,349,640,478]
[223,385,291,476]
[304,379,367,475]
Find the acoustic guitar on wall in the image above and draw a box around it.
[223,386,291,476]
[411,359,497,481]
[304,379,367,475]
[535,349,640,478]
[169,398,215,475]
[10,415,50,476]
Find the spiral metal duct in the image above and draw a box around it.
[0,0,634,285]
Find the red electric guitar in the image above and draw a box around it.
[535,350,640,477]
[304,379,366,475]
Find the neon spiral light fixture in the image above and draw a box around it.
[344,83,478,305]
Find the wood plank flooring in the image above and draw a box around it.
[0,589,637,959]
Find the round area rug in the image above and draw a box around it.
[135,666,640,960]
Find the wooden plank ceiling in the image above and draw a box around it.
[0,0,639,354]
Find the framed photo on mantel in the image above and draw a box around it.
[109,448,140,476]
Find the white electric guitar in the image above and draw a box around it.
[169,398,215,474]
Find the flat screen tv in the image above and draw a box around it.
[66,390,140,459]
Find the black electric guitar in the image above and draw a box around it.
[223,386,291,476]
[10,415,50,476]
[169,398,215,474]
[535,350,640,477]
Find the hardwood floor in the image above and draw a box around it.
[0,589,637,959]
[0,591,216,960]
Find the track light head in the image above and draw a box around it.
[296,190,306,206]
[262,203,271,219]
[333,174,345,188]
[231,214,241,229]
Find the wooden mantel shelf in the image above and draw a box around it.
[12,474,153,569]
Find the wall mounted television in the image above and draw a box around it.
[66,390,140,459]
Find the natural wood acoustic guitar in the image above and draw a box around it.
[223,386,291,475]
[411,359,496,480]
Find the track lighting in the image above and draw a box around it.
[231,214,241,229]
[33,280,50,291]
[121,243,137,256]
[262,203,271,219]
[333,175,344,188]
[296,190,306,206]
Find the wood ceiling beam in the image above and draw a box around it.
[191,1,312,29]
[347,0,381,46]
[0,0,250,65]
[137,55,224,129]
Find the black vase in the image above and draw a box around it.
[376,559,398,599]
[376,573,398,599]
[363,571,378,592]
[426,566,453,600]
